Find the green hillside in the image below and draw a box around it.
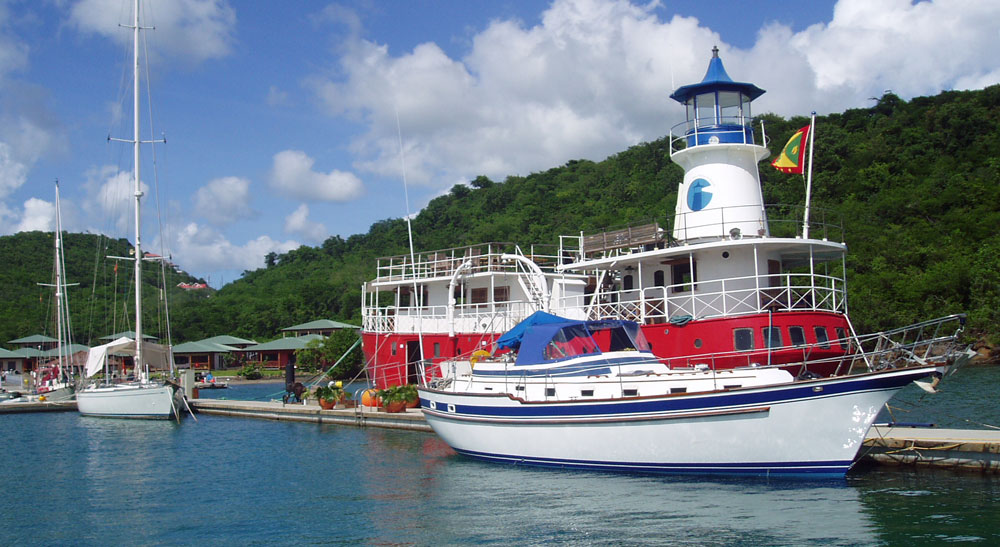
[0,232,211,346]
[4,86,999,346]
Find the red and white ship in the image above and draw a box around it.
[361,49,960,389]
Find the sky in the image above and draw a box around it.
[1,0,998,288]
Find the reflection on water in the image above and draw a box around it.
[2,376,999,546]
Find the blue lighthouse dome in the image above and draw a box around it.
[670,47,764,148]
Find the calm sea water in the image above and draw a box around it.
[2,369,998,545]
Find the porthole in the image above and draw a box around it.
[663,328,670,335]
[694,338,703,349]
[722,251,730,259]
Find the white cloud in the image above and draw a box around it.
[0,141,27,200]
[284,204,327,243]
[309,0,1000,191]
[69,0,236,64]
[193,176,253,225]
[15,197,54,232]
[269,150,364,202]
[79,165,150,235]
[171,221,300,274]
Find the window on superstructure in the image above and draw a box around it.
[835,327,849,350]
[789,326,806,347]
[762,327,783,348]
[814,327,830,349]
[493,286,509,302]
[654,270,665,287]
[470,288,488,306]
[433,343,440,358]
[623,274,634,291]
[734,328,754,351]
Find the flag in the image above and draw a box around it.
[771,125,810,174]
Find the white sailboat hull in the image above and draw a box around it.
[419,367,936,476]
[77,383,177,420]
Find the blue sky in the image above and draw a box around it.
[1,0,998,287]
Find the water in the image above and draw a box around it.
[2,370,998,545]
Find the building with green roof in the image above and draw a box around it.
[280,319,359,337]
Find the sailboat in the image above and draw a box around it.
[76,0,180,420]
[1,183,78,404]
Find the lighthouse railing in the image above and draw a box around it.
[669,117,763,154]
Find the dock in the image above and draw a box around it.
[5,397,998,472]
[0,400,77,413]
[189,399,432,432]
[861,424,1000,472]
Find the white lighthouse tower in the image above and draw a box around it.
[669,47,770,242]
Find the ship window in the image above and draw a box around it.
[671,387,687,394]
[623,389,638,396]
[546,388,555,397]
[734,328,754,351]
[515,385,525,391]
[835,328,849,350]
[623,274,634,291]
[391,343,397,356]
[814,327,830,349]
[789,326,806,347]
[762,327,782,348]
[470,287,488,305]
[433,343,440,358]
[694,338,703,349]
[493,286,510,302]
[654,270,665,286]
[581,390,594,397]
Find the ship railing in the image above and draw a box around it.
[373,242,565,283]
[362,299,543,334]
[575,272,846,323]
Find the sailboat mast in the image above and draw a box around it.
[54,182,64,372]
[132,0,143,378]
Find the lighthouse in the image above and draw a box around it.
[669,47,770,242]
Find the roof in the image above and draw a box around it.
[10,347,45,358]
[669,47,765,104]
[199,335,258,346]
[172,340,239,354]
[42,344,90,357]
[281,319,360,332]
[243,334,325,352]
[99,331,158,341]
[0,347,21,359]
[7,334,58,344]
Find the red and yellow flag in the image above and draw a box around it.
[771,125,810,174]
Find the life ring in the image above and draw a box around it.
[469,350,492,368]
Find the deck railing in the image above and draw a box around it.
[372,242,564,284]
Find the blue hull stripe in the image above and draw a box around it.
[453,448,853,477]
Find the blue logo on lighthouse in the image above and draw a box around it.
[687,178,712,211]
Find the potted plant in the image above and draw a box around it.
[314,385,337,410]
[399,384,420,408]
[376,385,408,413]
[329,381,355,408]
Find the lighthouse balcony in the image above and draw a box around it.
[669,118,763,154]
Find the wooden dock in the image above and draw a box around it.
[0,400,77,413]
[861,425,1000,473]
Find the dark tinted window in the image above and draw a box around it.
[789,326,806,346]
[835,327,849,350]
[814,327,830,349]
[734,328,754,351]
[762,327,782,348]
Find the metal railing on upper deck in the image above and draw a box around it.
[372,242,565,284]
[570,271,847,324]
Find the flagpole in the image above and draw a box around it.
[802,112,816,239]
